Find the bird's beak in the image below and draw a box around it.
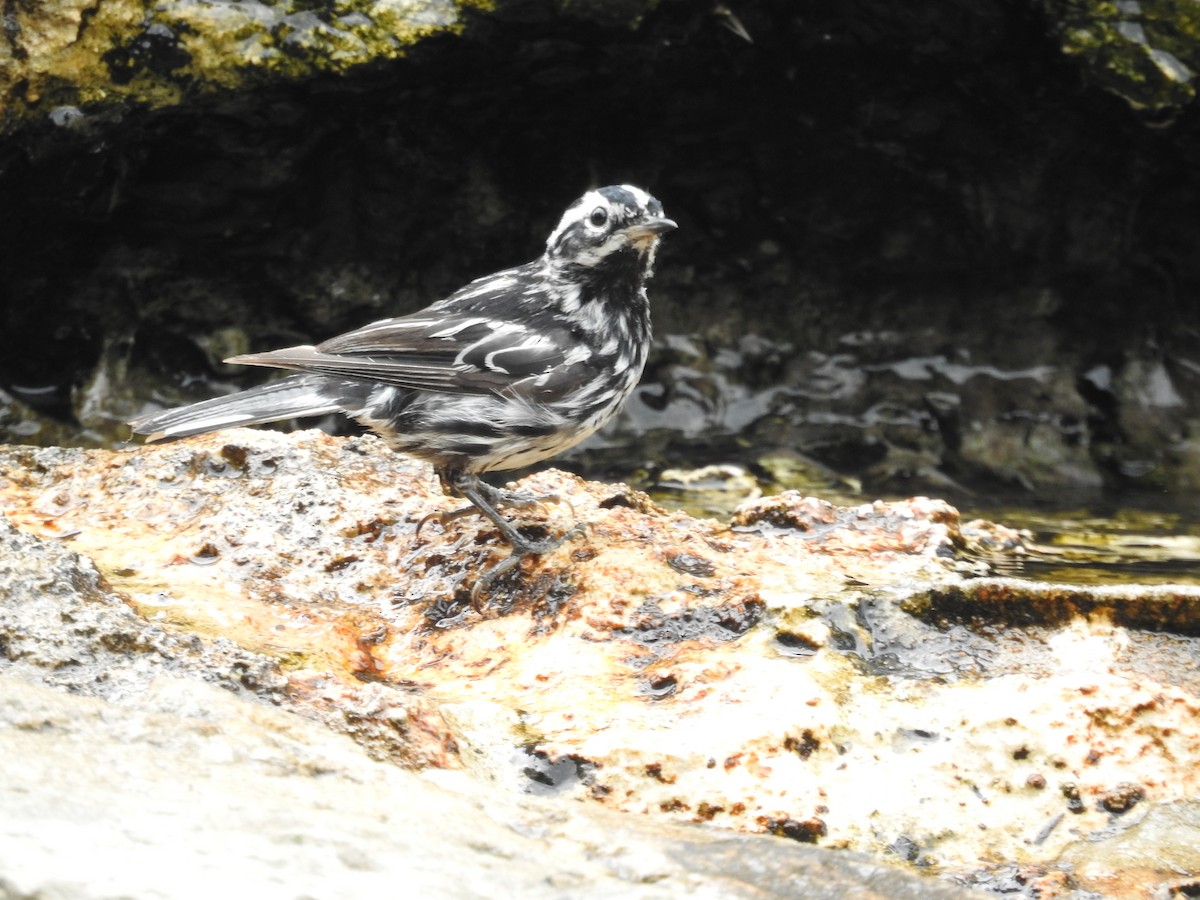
[624,216,678,239]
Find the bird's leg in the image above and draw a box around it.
[415,471,488,538]
[449,472,574,556]
[474,480,577,522]
[418,471,575,542]
[423,470,585,607]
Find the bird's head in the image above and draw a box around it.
[544,185,676,276]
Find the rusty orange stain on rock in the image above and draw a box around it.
[5,430,1200,894]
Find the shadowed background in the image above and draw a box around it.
[2,0,1199,501]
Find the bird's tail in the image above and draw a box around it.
[129,375,341,442]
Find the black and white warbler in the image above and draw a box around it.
[130,185,676,597]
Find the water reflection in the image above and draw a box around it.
[966,498,1200,586]
[647,471,1200,588]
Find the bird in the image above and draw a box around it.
[130,184,676,601]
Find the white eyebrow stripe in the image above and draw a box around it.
[546,195,599,249]
[544,185,658,253]
[617,184,652,207]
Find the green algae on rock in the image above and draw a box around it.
[1039,0,1200,113]
[0,0,497,128]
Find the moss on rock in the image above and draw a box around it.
[0,0,497,129]
[1040,0,1200,113]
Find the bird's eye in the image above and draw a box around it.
[588,206,609,228]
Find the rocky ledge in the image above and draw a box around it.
[2,430,1199,897]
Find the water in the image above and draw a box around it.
[644,476,1200,588]
[961,494,1200,586]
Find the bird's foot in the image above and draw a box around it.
[419,477,574,540]
[430,470,588,608]
[487,486,577,519]
[415,504,477,539]
[467,476,577,523]
[504,520,587,557]
[469,522,587,608]
[415,498,575,543]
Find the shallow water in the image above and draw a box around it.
[645,477,1200,588]
[961,494,1200,587]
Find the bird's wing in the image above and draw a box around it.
[226,313,572,396]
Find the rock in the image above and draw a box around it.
[0,509,286,700]
[1038,0,1200,114]
[2,430,1199,896]
[0,0,664,130]
[1,675,987,899]
[0,511,980,899]
[1060,800,1200,895]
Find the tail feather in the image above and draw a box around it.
[129,375,342,442]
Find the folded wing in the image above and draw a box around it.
[227,313,572,396]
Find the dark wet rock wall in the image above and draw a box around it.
[2,0,1200,495]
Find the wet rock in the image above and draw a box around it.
[1038,0,1200,115]
[911,577,1200,634]
[0,514,286,700]
[2,430,1199,895]
[653,463,762,518]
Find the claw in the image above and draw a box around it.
[468,527,588,608]
[489,487,577,521]
[470,549,526,608]
[469,529,574,609]
[415,504,479,539]
[430,469,590,608]
[415,510,442,540]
